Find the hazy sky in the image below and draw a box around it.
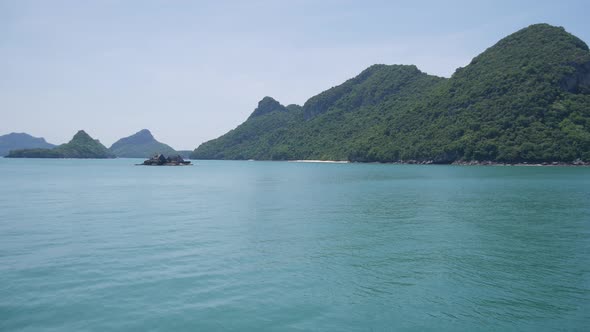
[1,0,589,149]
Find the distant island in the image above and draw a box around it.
[3,129,188,160]
[190,24,590,165]
[109,129,178,158]
[0,133,55,156]
[6,130,114,159]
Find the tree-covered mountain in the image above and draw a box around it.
[191,65,444,160]
[191,24,590,163]
[109,129,177,158]
[0,133,55,156]
[190,97,305,160]
[6,130,114,158]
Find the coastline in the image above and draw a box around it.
[4,156,588,166]
[289,159,590,166]
[288,160,350,164]
[363,160,590,166]
[451,160,590,167]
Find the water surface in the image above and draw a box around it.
[1,159,589,331]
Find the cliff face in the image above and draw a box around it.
[248,97,289,119]
[560,61,590,94]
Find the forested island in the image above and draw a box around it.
[4,129,185,159]
[109,129,178,158]
[6,130,114,159]
[190,24,590,164]
[0,133,55,156]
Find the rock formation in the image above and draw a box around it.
[139,154,191,166]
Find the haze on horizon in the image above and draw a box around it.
[1,0,589,150]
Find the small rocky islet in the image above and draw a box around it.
[138,154,191,166]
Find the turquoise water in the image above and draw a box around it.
[0,159,589,331]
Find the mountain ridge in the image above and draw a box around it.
[191,23,590,163]
[109,129,178,158]
[6,130,114,158]
[0,133,55,156]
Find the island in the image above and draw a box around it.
[190,24,590,165]
[109,129,179,158]
[139,154,191,166]
[0,133,56,156]
[6,130,115,159]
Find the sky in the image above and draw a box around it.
[1,0,589,150]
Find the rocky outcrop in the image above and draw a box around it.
[139,154,191,166]
[560,61,590,93]
[247,97,289,119]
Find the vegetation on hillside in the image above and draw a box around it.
[191,98,303,160]
[191,24,590,163]
[6,130,114,158]
[0,133,55,156]
[109,129,177,158]
[192,65,445,160]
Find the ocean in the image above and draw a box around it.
[1,159,589,331]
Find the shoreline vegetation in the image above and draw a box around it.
[383,160,589,166]
[280,159,590,166]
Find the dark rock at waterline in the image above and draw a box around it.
[139,154,191,166]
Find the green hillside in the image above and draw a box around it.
[190,97,303,160]
[191,24,590,163]
[365,23,590,163]
[191,65,444,160]
[109,129,177,158]
[6,130,114,158]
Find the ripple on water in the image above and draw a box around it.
[0,160,589,331]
